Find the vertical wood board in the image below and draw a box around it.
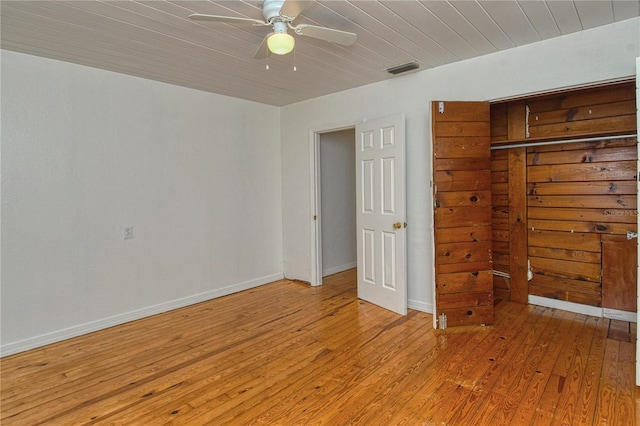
[508,148,529,303]
[602,235,637,312]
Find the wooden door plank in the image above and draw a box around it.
[434,170,492,191]
[433,101,493,328]
[434,225,492,243]
[434,136,492,158]
[437,270,493,293]
[434,206,492,228]
[432,121,490,137]
[602,234,638,312]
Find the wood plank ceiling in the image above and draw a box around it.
[1,1,638,106]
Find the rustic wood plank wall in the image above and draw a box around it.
[490,104,511,299]
[526,137,637,306]
[527,83,636,139]
[489,82,638,307]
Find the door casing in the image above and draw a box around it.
[310,121,358,287]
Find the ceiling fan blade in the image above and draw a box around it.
[294,24,357,46]
[279,0,312,20]
[189,14,265,26]
[253,34,271,59]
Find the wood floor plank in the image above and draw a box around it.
[550,316,601,425]
[132,300,400,424]
[444,305,549,424]
[486,307,568,425]
[38,289,361,424]
[615,339,636,424]
[284,317,434,425]
[594,338,621,425]
[366,323,494,425]
[530,313,590,425]
[247,311,432,424]
[608,319,632,342]
[509,309,576,425]
[1,282,310,408]
[384,302,530,425]
[573,316,609,424]
[1,269,636,425]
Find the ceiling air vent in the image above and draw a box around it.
[387,61,419,75]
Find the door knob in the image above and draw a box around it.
[393,222,402,229]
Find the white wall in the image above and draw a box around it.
[281,18,640,312]
[320,129,356,277]
[1,51,283,355]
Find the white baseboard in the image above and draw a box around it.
[409,299,433,314]
[322,262,357,277]
[1,273,284,357]
[529,295,637,323]
[602,308,637,322]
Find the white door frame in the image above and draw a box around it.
[309,121,359,287]
[635,57,639,387]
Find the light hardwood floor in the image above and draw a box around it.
[1,269,637,425]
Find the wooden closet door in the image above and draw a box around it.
[602,234,637,312]
[432,101,494,328]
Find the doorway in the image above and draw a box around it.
[310,125,356,286]
[319,129,357,278]
[311,114,408,315]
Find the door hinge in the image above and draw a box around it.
[438,313,448,330]
[438,101,445,114]
[627,230,638,240]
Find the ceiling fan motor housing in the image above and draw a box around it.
[263,0,287,22]
[272,20,288,35]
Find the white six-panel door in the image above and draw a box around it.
[356,114,407,315]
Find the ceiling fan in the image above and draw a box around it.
[189,0,357,59]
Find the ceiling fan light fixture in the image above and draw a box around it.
[267,32,295,55]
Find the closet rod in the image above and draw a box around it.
[490,133,637,150]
